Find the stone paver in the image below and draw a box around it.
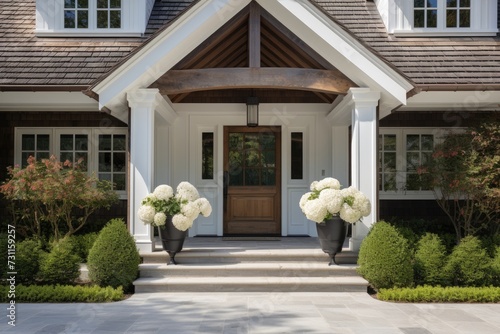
[2,292,500,333]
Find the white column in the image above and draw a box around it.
[127,89,160,253]
[348,88,380,251]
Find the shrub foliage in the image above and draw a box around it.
[87,219,140,291]
[378,286,500,303]
[357,221,414,289]
[0,285,123,303]
[38,238,80,285]
[414,233,449,286]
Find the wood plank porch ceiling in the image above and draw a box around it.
[149,2,356,104]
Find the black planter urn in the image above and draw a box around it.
[157,216,187,265]
[316,216,347,266]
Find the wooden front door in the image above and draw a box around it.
[223,126,281,235]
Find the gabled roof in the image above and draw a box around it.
[1,0,500,90]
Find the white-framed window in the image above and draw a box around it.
[376,0,498,36]
[36,0,155,37]
[378,128,453,200]
[15,128,128,198]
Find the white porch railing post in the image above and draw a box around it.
[348,88,380,251]
[127,88,160,253]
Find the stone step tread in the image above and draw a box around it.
[139,262,359,271]
[134,275,368,286]
[143,248,354,256]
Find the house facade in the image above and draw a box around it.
[1,0,499,252]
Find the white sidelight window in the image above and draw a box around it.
[15,128,128,197]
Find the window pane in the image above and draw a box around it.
[37,152,50,161]
[110,0,121,8]
[99,135,111,150]
[447,0,457,6]
[229,133,243,151]
[97,0,108,8]
[262,169,275,186]
[460,0,470,7]
[99,173,111,182]
[261,133,275,150]
[64,10,76,28]
[406,174,421,191]
[246,150,260,167]
[21,152,32,167]
[113,152,126,172]
[245,168,259,186]
[291,132,303,180]
[37,135,50,150]
[447,10,457,27]
[407,152,420,172]
[459,9,470,27]
[110,11,121,28]
[421,135,434,151]
[406,135,420,151]
[75,135,88,150]
[384,152,397,171]
[427,0,437,7]
[97,11,108,28]
[414,10,425,27]
[202,133,214,180]
[427,9,437,27]
[414,0,425,7]
[113,135,126,151]
[60,152,73,164]
[22,135,35,151]
[383,173,397,191]
[99,152,111,172]
[60,134,73,151]
[114,174,126,191]
[75,152,88,169]
[77,0,88,8]
[384,134,397,151]
[65,0,76,8]
[229,169,243,186]
[77,10,88,28]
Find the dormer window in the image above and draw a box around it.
[36,0,151,37]
[375,0,497,37]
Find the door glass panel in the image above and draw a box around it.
[228,131,277,187]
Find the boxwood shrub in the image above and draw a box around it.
[414,233,449,286]
[357,221,414,289]
[0,285,124,303]
[444,236,492,287]
[378,286,500,303]
[16,239,44,285]
[87,219,140,292]
[38,237,80,285]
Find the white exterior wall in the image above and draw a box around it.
[162,103,336,237]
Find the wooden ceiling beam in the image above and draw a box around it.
[248,2,261,68]
[153,68,352,95]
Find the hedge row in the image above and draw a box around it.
[378,286,500,303]
[0,285,124,303]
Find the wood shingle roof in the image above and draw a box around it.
[1,0,500,89]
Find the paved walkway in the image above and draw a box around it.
[2,291,500,334]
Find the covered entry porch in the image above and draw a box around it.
[89,0,414,252]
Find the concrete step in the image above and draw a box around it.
[134,275,368,293]
[141,249,358,265]
[134,237,367,293]
[139,262,360,278]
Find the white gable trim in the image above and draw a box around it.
[93,0,252,123]
[92,0,413,123]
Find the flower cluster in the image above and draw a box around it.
[137,182,212,231]
[299,177,371,224]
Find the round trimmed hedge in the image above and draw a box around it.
[87,219,140,291]
[357,221,414,289]
[414,233,449,286]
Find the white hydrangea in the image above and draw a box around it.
[340,186,358,198]
[303,199,328,223]
[154,212,167,226]
[319,188,343,215]
[310,181,318,191]
[153,185,173,201]
[339,202,362,224]
[181,201,200,220]
[137,205,156,224]
[176,181,200,201]
[353,192,371,217]
[315,177,341,191]
[195,198,212,217]
[172,214,193,231]
[299,192,313,210]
